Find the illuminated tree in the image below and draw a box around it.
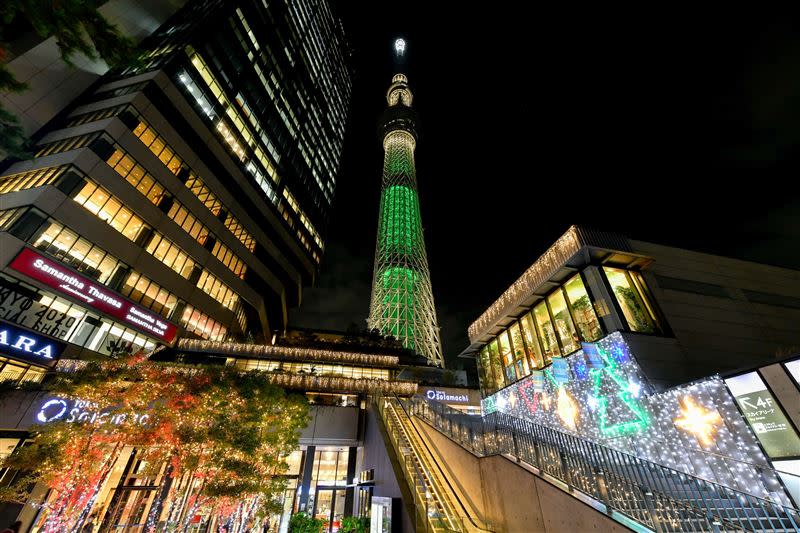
[0,352,309,532]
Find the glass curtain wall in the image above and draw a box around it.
[478,273,605,393]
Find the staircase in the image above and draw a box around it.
[375,394,494,532]
[402,395,800,533]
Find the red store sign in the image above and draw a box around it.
[9,248,177,343]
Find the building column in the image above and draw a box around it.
[298,446,315,513]
[343,446,357,515]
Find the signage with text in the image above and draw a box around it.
[0,320,65,367]
[35,397,150,426]
[9,248,177,343]
[725,372,800,459]
[420,387,478,405]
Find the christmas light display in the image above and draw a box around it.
[178,339,401,367]
[481,332,793,505]
[4,352,308,532]
[673,396,723,446]
[468,226,632,342]
[367,61,444,367]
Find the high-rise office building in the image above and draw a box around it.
[0,0,353,368]
[368,39,444,367]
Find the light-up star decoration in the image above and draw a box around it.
[673,396,723,446]
[394,38,406,56]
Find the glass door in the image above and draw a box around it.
[312,488,347,533]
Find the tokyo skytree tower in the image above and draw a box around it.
[368,39,444,367]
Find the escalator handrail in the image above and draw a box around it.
[393,394,494,533]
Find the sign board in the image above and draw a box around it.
[419,387,479,405]
[35,396,150,426]
[725,372,800,459]
[9,248,177,343]
[582,342,605,369]
[0,320,65,367]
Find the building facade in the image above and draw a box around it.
[368,40,444,368]
[0,0,353,374]
[462,225,800,507]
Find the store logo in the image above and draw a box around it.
[0,328,56,359]
[35,397,150,426]
[9,248,177,343]
[424,389,470,403]
[0,320,65,367]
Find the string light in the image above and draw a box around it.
[481,331,792,505]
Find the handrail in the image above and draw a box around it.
[409,396,800,533]
[374,393,463,532]
[392,394,493,533]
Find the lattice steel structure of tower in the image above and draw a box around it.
[367,40,444,367]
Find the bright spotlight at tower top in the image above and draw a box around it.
[394,38,406,56]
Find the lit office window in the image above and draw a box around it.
[72,180,148,242]
[0,207,26,231]
[0,166,67,194]
[563,274,602,342]
[145,233,196,279]
[533,301,560,361]
[603,267,659,334]
[180,305,227,341]
[35,132,99,157]
[32,220,127,284]
[196,271,239,311]
[106,148,165,205]
[168,203,210,246]
[211,241,247,278]
[120,272,179,319]
[547,290,579,354]
[184,175,223,215]
[224,214,256,252]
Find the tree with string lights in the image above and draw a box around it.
[0,351,309,532]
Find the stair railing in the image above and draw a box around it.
[406,396,800,533]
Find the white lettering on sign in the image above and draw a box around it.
[425,389,470,403]
[36,398,150,426]
[33,259,84,290]
[0,329,55,359]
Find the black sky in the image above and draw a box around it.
[289,4,800,368]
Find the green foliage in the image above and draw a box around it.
[339,515,369,533]
[0,0,139,157]
[288,512,325,533]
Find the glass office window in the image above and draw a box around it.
[547,290,579,354]
[486,339,505,391]
[72,180,148,242]
[196,271,240,311]
[497,330,516,383]
[145,233,196,279]
[179,305,227,341]
[105,148,165,205]
[533,301,560,362]
[508,321,530,379]
[120,272,179,319]
[603,267,658,333]
[32,220,127,284]
[563,274,603,342]
[520,313,545,369]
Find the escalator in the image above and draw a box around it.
[375,394,494,532]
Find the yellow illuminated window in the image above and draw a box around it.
[0,166,67,194]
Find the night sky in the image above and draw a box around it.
[289,4,800,368]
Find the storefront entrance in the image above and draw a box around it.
[312,487,346,533]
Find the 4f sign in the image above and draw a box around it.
[0,320,65,367]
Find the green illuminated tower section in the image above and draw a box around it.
[368,41,444,367]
